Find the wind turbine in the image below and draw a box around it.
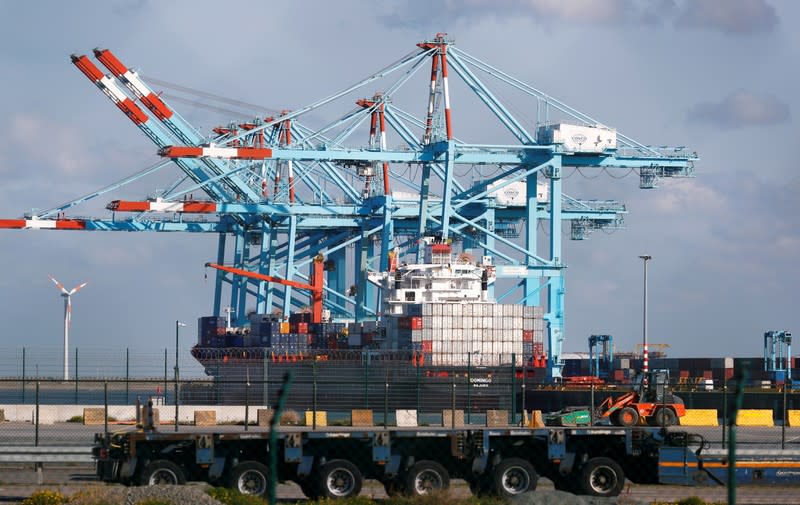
[49,276,88,381]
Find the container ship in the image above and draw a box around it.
[190,240,548,409]
[190,239,794,412]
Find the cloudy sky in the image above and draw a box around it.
[1,0,798,377]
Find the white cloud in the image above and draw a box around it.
[2,114,95,177]
[688,90,790,128]
[677,0,778,35]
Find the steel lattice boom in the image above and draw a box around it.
[0,35,697,379]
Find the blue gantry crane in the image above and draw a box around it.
[764,330,792,383]
[0,34,697,379]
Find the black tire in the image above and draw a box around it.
[577,457,625,497]
[492,458,538,498]
[139,459,186,486]
[653,408,678,427]
[229,461,270,497]
[405,460,450,496]
[616,407,639,427]
[316,459,363,499]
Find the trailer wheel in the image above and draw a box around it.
[652,408,677,427]
[316,459,363,499]
[405,460,450,496]
[492,458,538,498]
[140,460,186,486]
[615,407,639,427]
[229,461,270,497]
[577,457,625,497]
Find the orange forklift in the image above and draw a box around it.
[597,369,686,427]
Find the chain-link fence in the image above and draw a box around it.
[0,368,800,448]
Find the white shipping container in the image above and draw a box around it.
[537,123,617,153]
[487,180,525,206]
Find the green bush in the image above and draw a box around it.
[21,491,66,505]
[66,415,83,423]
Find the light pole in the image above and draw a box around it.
[639,255,652,376]
[175,320,186,432]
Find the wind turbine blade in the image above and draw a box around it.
[69,281,89,295]
[49,275,69,295]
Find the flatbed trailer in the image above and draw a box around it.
[92,426,800,499]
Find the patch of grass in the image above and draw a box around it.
[651,498,723,505]
[66,415,83,423]
[21,490,66,505]
[135,500,175,505]
[67,487,117,505]
[207,487,268,505]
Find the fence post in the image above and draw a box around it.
[783,383,788,449]
[511,353,517,425]
[74,347,79,404]
[312,359,318,431]
[384,368,389,427]
[722,380,727,449]
[364,352,369,408]
[125,348,130,405]
[728,371,747,505]
[522,360,527,425]
[244,371,250,432]
[104,381,109,439]
[467,352,471,425]
[35,380,41,484]
[268,350,274,405]
[269,373,293,505]
[22,347,26,404]
[163,348,168,406]
[416,353,421,413]
[451,375,456,428]
[35,380,40,447]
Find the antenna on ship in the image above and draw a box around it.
[49,275,88,381]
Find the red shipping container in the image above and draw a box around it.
[297,322,308,334]
[522,330,533,342]
[533,342,544,356]
[421,340,432,353]
[410,317,423,330]
[679,370,690,378]
[725,368,735,380]
[703,370,713,379]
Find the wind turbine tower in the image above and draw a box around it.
[49,276,88,381]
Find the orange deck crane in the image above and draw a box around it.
[205,255,325,323]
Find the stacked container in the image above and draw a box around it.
[198,316,226,347]
[381,302,544,367]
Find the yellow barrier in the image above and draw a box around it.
[305,411,327,427]
[787,410,800,427]
[679,409,719,426]
[736,409,774,426]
